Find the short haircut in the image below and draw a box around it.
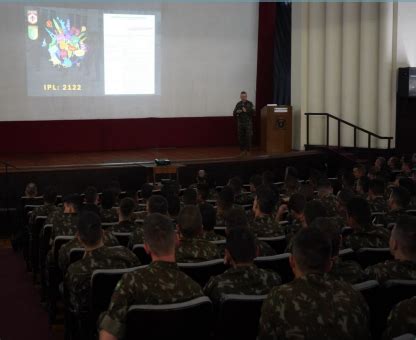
[304,200,327,226]
[369,179,385,196]
[292,227,332,273]
[310,217,341,257]
[393,215,416,258]
[240,91,247,95]
[390,187,411,209]
[199,203,216,231]
[249,174,263,189]
[85,186,98,204]
[77,212,102,247]
[255,185,278,214]
[148,195,168,215]
[63,194,81,211]
[141,183,153,200]
[224,207,248,230]
[288,193,306,214]
[337,189,354,206]
[119,197,136,218]
[167,195,181,217]
[197,183,210,201]
[177,205,203,238]
[226,227,256,263]
[183,188,197,205]
[143,213,175,256]
[228,177,243,194]
[218,186,234,210]
[101,189,115,209]
[346,197,371,226]
[43,186,58,204]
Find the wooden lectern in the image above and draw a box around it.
[260,105,292,154]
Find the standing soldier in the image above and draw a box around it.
[233,91,255,157]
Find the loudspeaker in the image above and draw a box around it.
[398,67,416,98]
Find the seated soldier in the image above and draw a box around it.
[383,186,411,226]
[311,217,367,284]
[224,208,275,256]
[365,215,416,283]
[316,178,338,217]
[99,213,203,340]
[258,228,371,340]
[110,198,137,233]
[176,205,220,262]
[249,174,263,195]
[196,183,210,204]
[199,203,225,241]
[128,195,169,247]
[216,186,237,226]
[276,193,306,240]
[228,176,253,205]
[82,186,100,215]
[336,189,354,223]
[99,190,118,223]
[29,186,59,225]
[250,185,285,237]
[47,193,80,240]
[383,296,416,339]
[182,188,198,205]
[368,179,388,213]
[204,227,281,303]
[343,197,390,250]
[65,212,139,314]
[139,183,153,207]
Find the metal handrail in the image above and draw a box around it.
[305,112,393,150]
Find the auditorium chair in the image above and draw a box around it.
[214,227,227,237]
[355,248,393,268]
[371,211,386,225]
[125,296,213,340]
[39,224,53,300]
[30,215,47,282]
[254,253,293,283]
[406,209,416,216]
[210,239,226,245]
[101,222,117,230]
[338,248,356,262]
[111,232,132,247]
[341,226,353,237]
[132,244,152,265]
[68,247,85,266]
[177,259,227,286]
[258,236,287,254]
[215,294,267,340]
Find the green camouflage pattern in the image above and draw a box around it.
[318,194,339,217]
[365,259,416,283]
[343,224,390,250]
[383,296,416,340]
[250,215,286,238]
[368,196,388,213]
[100,207,118,223]
[200,230,225,242]
[328,258,368,284]
[176,238,220,263]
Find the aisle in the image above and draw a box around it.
[0,247,52,340]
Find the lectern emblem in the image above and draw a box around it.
[276,118,286,129]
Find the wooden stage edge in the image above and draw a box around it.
[0,147,322,173]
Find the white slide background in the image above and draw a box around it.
[0,3,258,121]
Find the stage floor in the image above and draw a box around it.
[0,146,310,173]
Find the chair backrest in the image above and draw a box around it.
[214,227,226,237]
[111,232,131,247]
[339,248,356,262]
[383,280,416,307]
[254,253,293,283]
[125,296,213,340]
[39,224,53,260]
[216,294,266,340]
[341,226,353,237]
[405,209,416,216]
[30,216,48,274]
[101,222,117,230]
[132,244,152,265]
[210,240,226,245]
[90,266,144,319]
[258,236,287,254]
[53,236,74,261]
[355,248,393,268]
[69,248,85,265]
[177,259,227,286]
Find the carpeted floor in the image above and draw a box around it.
[0,247,53,340]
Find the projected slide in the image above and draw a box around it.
[25,7,159,96]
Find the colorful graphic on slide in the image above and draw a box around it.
[43,17,87,68]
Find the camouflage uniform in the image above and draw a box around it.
[383,296,416,340]
[98,261,204,339]
[218,238,276,258]
[201,230,225,242]
[328,257,368,284]
[127,227,145,248]
[343,224,390,251]
[109,220,137,233]
[46,211,79,240]
[176,238,220,263]
[203,264,281,303]
[250,215,286,238]
[65,246,140,313]
[100,207,118,223]
[233,100,255,151]
[368,196,388,213]
[234,192,254,206]
[258,273,371,340]
[58,231,120,272]
[365,259,416,283]
[382,209,409,226]
[29,204,59,225]
[318,194,339,217]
